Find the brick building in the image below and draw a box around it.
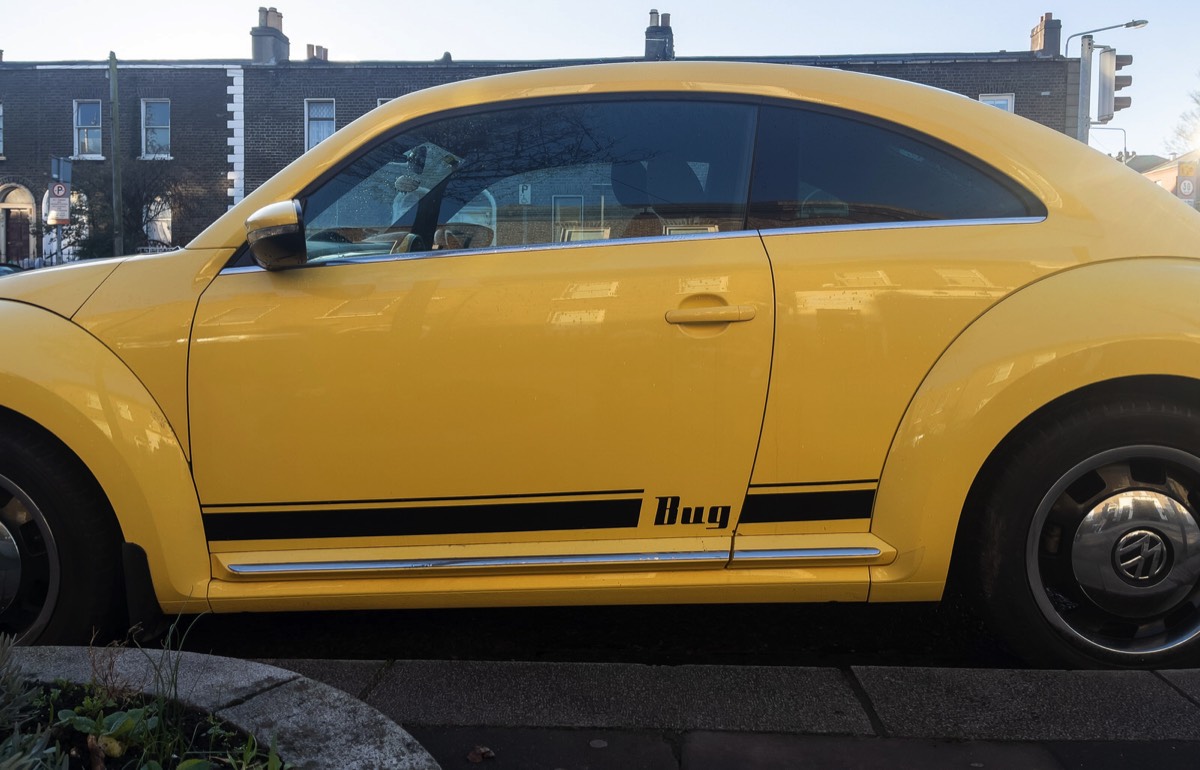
[0,8,1077,265]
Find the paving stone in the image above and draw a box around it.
[258,657,388,699]
[682,733,1064,770]
[371,660,872,734]
[1043,741,1200,770]
[409,726,678,770]
[1154,669,1200,705]
[853,667,1200,741]
[218,676,438,770]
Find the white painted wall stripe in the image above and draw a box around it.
[225,66,245,207]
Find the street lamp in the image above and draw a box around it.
[1069,19,1148,143]
[1091,126,1129,164]
[1065,19,1148,57]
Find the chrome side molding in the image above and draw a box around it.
[224,545,885,576]
[730,547,882,563]
[226,549,729,576]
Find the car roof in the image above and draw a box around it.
[190,61,1200,256]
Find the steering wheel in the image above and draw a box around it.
[309,230,351,243]
[390,233,427,254]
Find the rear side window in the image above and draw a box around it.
[748,105,1043,229]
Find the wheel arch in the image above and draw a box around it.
[869,257,1200,601]
[947,375,1200,595]
[0,301,209,613]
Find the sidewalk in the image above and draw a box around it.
[269,658,1200,769]
[16,647,1200,769]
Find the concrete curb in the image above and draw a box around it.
[12,647,441,770]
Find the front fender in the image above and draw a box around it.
[870,257,1200,601]
[0,301,208,612]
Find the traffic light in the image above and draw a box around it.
[1097,48,1134,123]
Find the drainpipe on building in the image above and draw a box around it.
[108,52,124,257]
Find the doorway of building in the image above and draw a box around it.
[0,185,36,265]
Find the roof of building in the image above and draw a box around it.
[1144,148,1200,174]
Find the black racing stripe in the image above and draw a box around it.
[748,479,877,489]
[203,488,645,509]
[203,498,642,542]
[739,490,875,523]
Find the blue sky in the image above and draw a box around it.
[5,0,1196,158]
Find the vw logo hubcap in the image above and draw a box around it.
[1114,529,1171,585]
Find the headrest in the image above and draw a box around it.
[646,158,704,205]
[611,161,650,208]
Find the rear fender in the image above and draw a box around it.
[871,258,1200,601]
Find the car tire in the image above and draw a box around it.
[0,421,124,644]
[979,395,1200,668]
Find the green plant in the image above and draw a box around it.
[0,628,290,769]
[0,725,67,769]
[0,636,66,769]
[55,706,160,761]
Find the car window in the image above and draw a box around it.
[748,105,1042,230]
[299,99,756,262]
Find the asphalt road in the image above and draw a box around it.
[177,601,1019,667]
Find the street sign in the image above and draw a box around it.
[47,181,71,226]
[1181,179,1196,198]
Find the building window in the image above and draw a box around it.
[978,93,1016,113]
[0,102,5,156]
[73,100,103,158]
[141,99,171,158]
[305,99,335,150]
[144,196,173,250]
[377,98,394,107]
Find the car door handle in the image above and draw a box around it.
[664,305,757,324]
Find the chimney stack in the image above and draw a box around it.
[306,44,328,61]
[1030,12,1062,57]
[251,6,290,65]
[644,9,675,61]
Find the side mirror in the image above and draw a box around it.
[246,200,306,270]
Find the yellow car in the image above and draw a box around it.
[2,61,1200,668]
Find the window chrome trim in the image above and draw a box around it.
[219,229,761,276]
[758,216,1045,239]
[226,550,730,575]
[220,216,1044,277]
[731,547,882,562]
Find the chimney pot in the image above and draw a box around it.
[644,9,675,61]
[251,6,290,64]
[1030,11,1061,57]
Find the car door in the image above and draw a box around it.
[734,103,1050,561]
[189,98,774,581]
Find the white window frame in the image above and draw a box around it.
[978,93,1016,113]
[73,99,105,160]
[140,99,172,160]
[143,196,173,250]
[304,98,336,151]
